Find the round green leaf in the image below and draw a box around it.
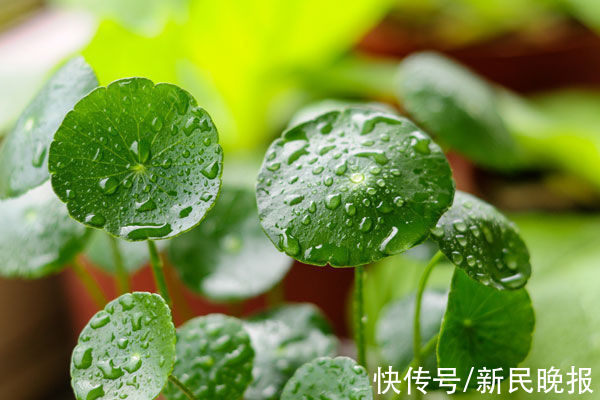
[430,190,531,289]
[48,77,223,241]
[281,356,372,400]
[288,99,398,128]
[70,292,176,400]
[163,314,254,400]
[256,107,455,267]
[376,291,446,371]
[0,181,90,278]
[86,230,165,275]
[437,269,534,383]
[169,187,291,302]
[0,57,98,198]
[243,304,338,400]
[397,52,517,169]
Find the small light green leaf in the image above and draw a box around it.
[48,77,223,241]
[0,182,90,278]
[376,291,447,371]
[430,190,531,289]
[281,356,372,400]
[169,187,291,302]
[86,230,165,274]
[397,52,517,169]
[256,107,455,267]
[0,57,98,198]
[162,314,254,400]
[70,292,176,400]
[437,269,534,383]
[243,304,338,400]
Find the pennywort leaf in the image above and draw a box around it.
[163,314,254,400]
[397,52,517,169]
[70,292,176,400]
[256,107,454,267]
[281,356,373,400]
[169,187,291,302]
[0,182,89,278]
[48,77,223,241]
[0,57,98,198]
[437,269,535,383]
[243,304,338,400]
[430,190,531,289]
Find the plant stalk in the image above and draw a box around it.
[109,235,130,294]
[168,375,197,400]
[71,258,108,309]
[147,240,172,306]
[354,265,367,368]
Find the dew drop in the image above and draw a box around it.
[99,177,119,195]
[350,173,364,183]
[393,196,404,207]
[280,230,300,256]
[325,194,341,210]
[453,220,467,233]
[85,214,106,227]
[451,251,463,265]
[344,203,356,216]
[98,359,124,380]
[124,354,142,373]
[201,161,219,179]
[72,346,92,369]
[90,312,110,329]
[359,217,372,233]
[430,225,444,238]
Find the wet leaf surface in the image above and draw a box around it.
[0,57,98,198]
[70,292,176,400]
[163,314,254,400]
[169,187,291,302]
[430,191,531,289]
[48,77,222,241]
[256,107,454,267]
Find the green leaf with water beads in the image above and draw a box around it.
[437,269,534,384]
[0,182,90,278]
[256,107,455,267]
[162,314,254,400]
[48,77,223,241]
[70,292,176,400]
[0,57,98,198]
[376,291,446,371]
[86,230,166,275]
[287,99,398,128]
[281,356,373,400]
[243,304,338,400]
[396,52,517,169]
[430,191,531,290]
[169,187,291,302]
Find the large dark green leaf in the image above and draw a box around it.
[0,57,98,198]
[48,77,223,241]
[243,304,338,400]
[437,269,534,383]
[0,182,89,278]
[163,314,254,400]
[281,356,372,400]
[70,292,176,400]
[256,107,454,266]
[169,187,291,302]
[430,191,531,289]
[397,52,517,169]
[376,291,446,371]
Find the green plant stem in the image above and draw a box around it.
[168,375,197,400]
[147,240,172,306]
[354,265,367,369]
[71,258,108,309]
[412,250,444,400]
[397,334,439,399]
[109,235,130,294]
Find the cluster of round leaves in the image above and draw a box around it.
[71,295,359,400]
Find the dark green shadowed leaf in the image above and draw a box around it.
[281,356,373,400]
[70,292,176,400]
[376,291,446,371]
[243,304,338,400]
[430,191,531,289]
[397,52,517,169]
[86,230,166,274]
[169,187,291,302]
[163,314,254,400]
[0,181,90,278]
[48,77,223,241]
[437,269,534,384]
[256,107,455,267]
[0,57,98,198]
